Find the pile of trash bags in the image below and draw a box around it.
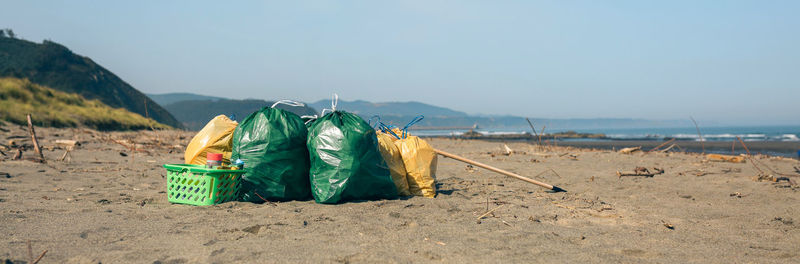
[183,99,438,204]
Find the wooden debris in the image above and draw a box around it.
[755,174,797,185]
[618,146,641,154]
[26,240,47,264]
[54,139,78,148]
[56,140,77,162]
[659,144,678,153]
[690,116,705,154]
[26,114,45,163]
[465,165,477,173]
[502,144,513,155]
[617,167,664,178]
[706,154,745,163]
[661,220,675,230]
[730,192,748,198]
[477,204,505,221]
[646,138,676,153]
[13,148,22,160]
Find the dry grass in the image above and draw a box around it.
[0,77,170,130]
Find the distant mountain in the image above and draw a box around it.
[155,92,692,131]
[309,99,468,118]
[147,93,225,106]
[162,98,318,130]
[0,77,169,130]
[0,35,181,128]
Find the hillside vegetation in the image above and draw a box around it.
[0,77,169,130]
[0,35,181,128]
[162,99,317,130]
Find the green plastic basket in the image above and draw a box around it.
[163,164,245,206]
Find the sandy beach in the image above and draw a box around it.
[2,124,799,263]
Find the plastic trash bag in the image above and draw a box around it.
[389,116,437,198]
[395,136,438,197]
[231,102,311,202]
[307,110,398,204]
[376,132,411,196]
[184,115,238,165]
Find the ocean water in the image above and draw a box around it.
[587,126,800,142]
[411,125,800,142]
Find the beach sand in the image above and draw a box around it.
[1,125,799,263]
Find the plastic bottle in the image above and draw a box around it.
[206,153,223,168]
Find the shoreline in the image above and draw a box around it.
[422,136,800,157]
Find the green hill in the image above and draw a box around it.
[0,77,169,130]
[162,98,318,130]
[0,35,182,128]
[147,92,225,106]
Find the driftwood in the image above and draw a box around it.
[706,154,745,163]
[56,140,77,162]
[26,114,45,163]
[690,116,705,154]
[618,146,641,154]
[13,148,22,160]
[646,138,676,153]
[617,167,665,178]
[660,144,678,153]
[26,240,47,264]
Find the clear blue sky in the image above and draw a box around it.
[3,1,799,125]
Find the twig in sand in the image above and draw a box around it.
[541,125,547,151]
[33,250,47,264]
[690,116,705,154]
[26,240,46,264]
[617,167,664,178]
[795,167,800,175]
[26,114,45,163]
[526,118,541,149]
[619,146,641,154]
[660,144,677,153]
[13,148,22,160]
[646,138,676,154]
[477,204,505,220]
[27,240,33,263]
[737,137,764,175]
[533,168,562,179]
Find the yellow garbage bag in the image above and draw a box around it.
[377,132,411,196]
[395,136,437,197]
[184,115,238,165]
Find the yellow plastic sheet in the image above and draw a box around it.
[184,115,238,165]
[377,132,411,196]
[395,136,437,197]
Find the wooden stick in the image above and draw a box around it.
[737,136,764,175]
[27,240,33,263]
[646,138,676,153]
[525,118,540,149]
[660,144,677,153]
[434,148,566,192]
[690,116,705,154]
[32,250,47,264]
[477,204,505,220]
[26,114,45,163]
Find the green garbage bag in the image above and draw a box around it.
[231,103,311,202]
[307,111,398,204]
